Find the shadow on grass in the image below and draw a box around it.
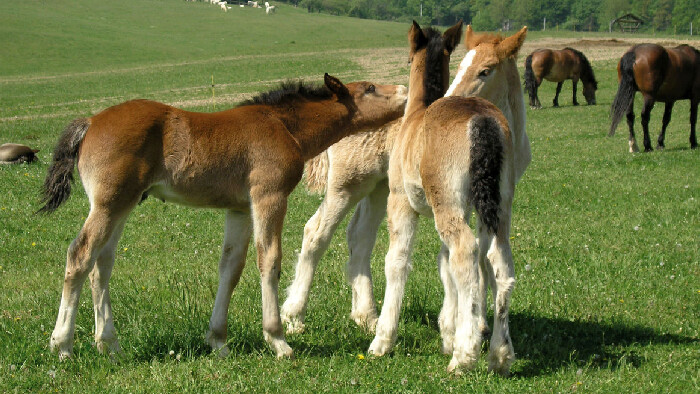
[398,306,695,377]
[508,311,696,377]
[124,306,694,377]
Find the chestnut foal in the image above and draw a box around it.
[40,74,407,360]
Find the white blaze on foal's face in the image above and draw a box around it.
[445,49,476,96]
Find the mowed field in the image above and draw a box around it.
[1,0,698,391]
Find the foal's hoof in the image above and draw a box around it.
[656,144,665,151]
[446,354,478,375]
[94,338,122,357]
[368,336,393,357]
[282,315,306,335]
[264,332,294,359]
[351,312,378,333]
[50,335,74,361]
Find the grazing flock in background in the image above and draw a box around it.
[11,14,693,376]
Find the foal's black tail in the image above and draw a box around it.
[38,118,91,213]
[523,54,537,103]
[609,50,638,136]
[468,115,504,234]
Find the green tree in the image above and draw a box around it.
[597,0,631,30]
[652,0,673,31]
[671,0,699,34]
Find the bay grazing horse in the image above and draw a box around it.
[609,43,700,152]
[39,74,407,360]
[367,21,519,375]
[524,47,597,109]
[281,25,530,341]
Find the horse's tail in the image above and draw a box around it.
[523,54,537,102]
[38,118,91,213]
[304,149,329,195]
[468,115,504,234]
[609,50,637,136]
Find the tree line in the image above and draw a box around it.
[278,0,698,34]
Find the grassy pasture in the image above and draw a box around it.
[1,0,698,391]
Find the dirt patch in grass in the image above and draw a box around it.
[521,36,700,62]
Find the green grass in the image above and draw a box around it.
[1,0,698,392]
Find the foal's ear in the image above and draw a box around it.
[464,24,476,51]
[443,20,463,55]
[498,26,528,59]
[408,20,428,55]
[324,73,350,98]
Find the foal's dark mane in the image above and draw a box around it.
[239,81,333,107]
[565,47,597,89]
[423,27,450,107]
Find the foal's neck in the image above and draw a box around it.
[284,100,354,161]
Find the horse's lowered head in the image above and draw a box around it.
[446,25,527,98]
[582,76,597,105]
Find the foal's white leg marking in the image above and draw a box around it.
[435,208,482,373]
[368,191,418,356]
[252,195,293,358]
[51,208,123,359]
[206,210,252,357]
[281,190,355,333]
[437,243,457,355]
[346,182,389,331]
[90,218,127,356]
[445,49,476,96]
[485,205,516,376]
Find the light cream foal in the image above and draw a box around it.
[368,22,522,375]
[281,26,529,340]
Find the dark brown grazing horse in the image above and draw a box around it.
[39,74,407,360]
[609,43,700,152]
[524,47,598,109]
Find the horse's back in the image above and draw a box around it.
[628,44,699,100]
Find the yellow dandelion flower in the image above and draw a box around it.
[357,354,365,360]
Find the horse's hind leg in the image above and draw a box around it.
[346,181,389,331]
[435,206,482,373]
[281,188,358,334]
[485,202,516,376]
[437,243,456,355]
[51,205,132,360]
[626,100,639,153]
[690,99,698,149]
[641,95,656,152]
[657,102,674,150]
[89,218,128,356]
[206,210,252,357]
[553,82,563,107]
[535,79,543,109]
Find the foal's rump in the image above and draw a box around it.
[422,96,512,232]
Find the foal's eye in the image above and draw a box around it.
[366,84,376,93]
[479,69,491,78]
